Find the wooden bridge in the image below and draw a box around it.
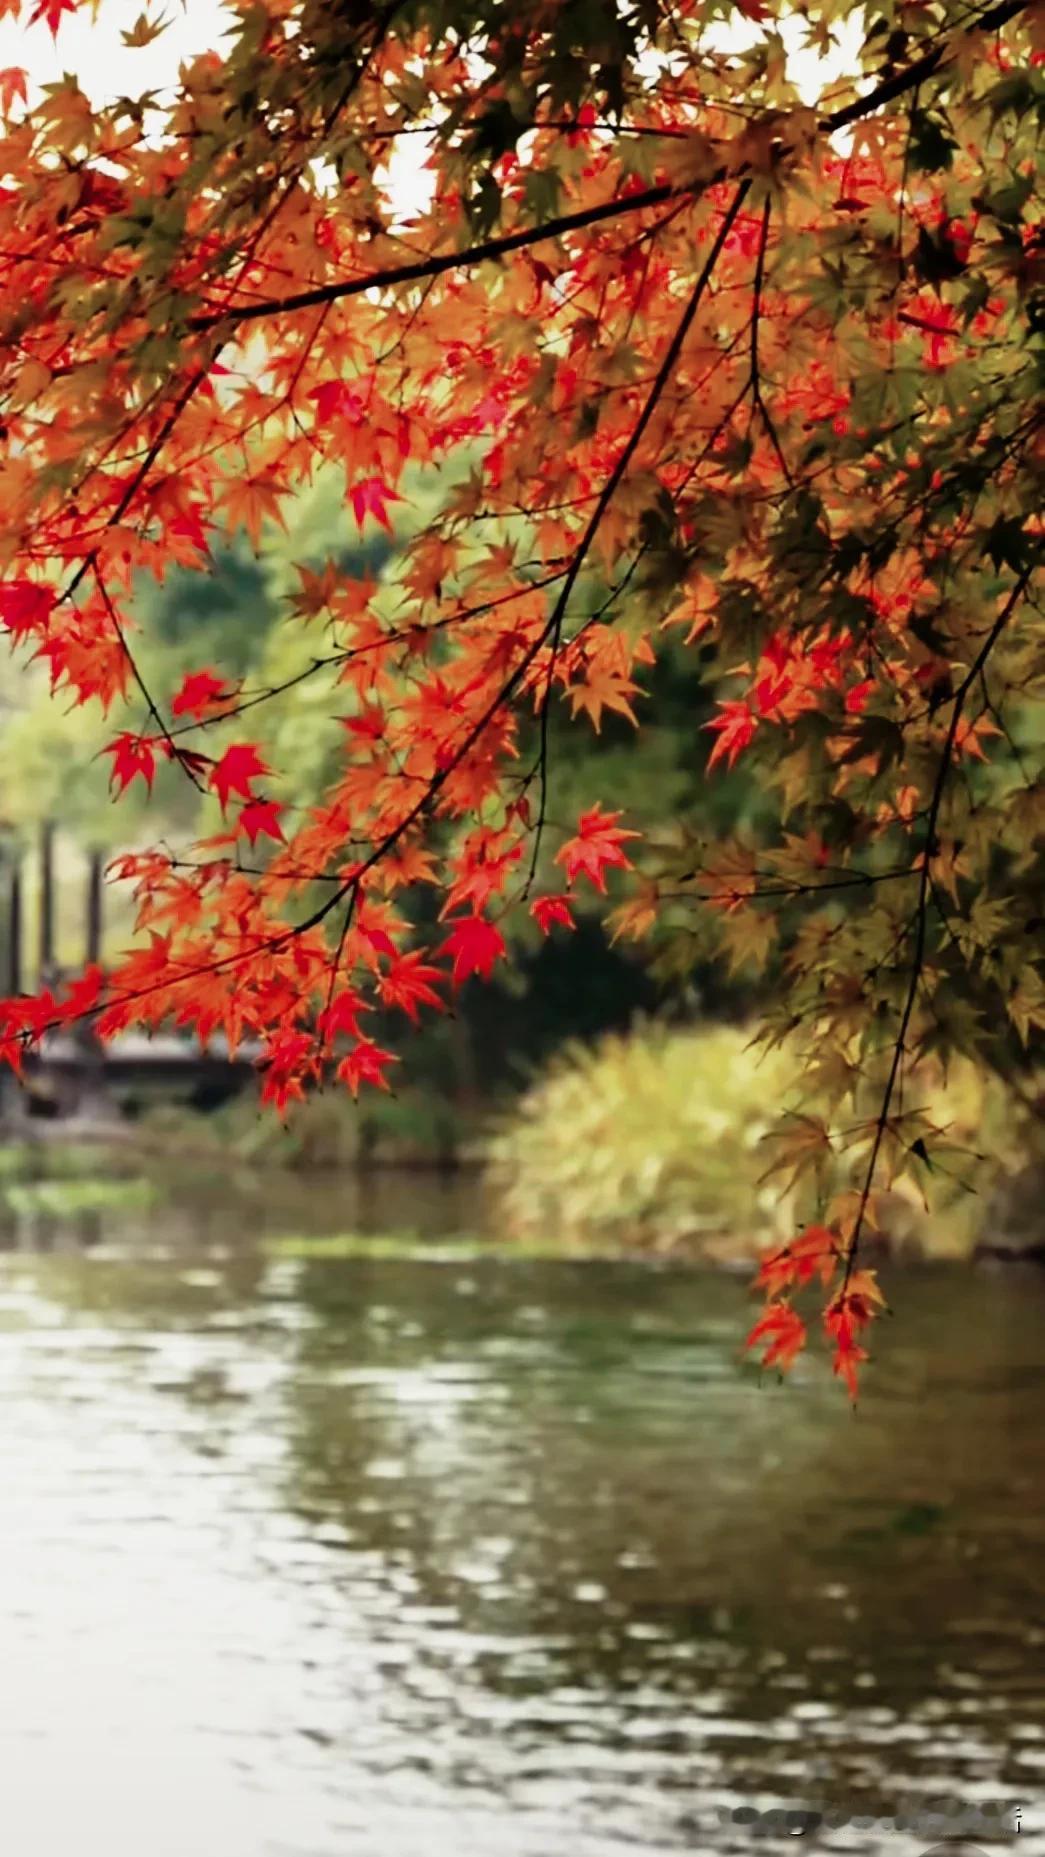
[2,824,261,1124]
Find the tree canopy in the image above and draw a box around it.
[0,0,1041,1393]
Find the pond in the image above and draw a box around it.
[0,1167,1041,1855]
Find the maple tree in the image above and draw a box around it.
[0,0,1041,1396]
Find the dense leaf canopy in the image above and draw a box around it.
[0,0,1041,1389]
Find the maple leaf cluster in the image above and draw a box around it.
[744,1225,888,1401]
[0,0,1040,1396]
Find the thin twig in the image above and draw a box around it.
[842,565,1032,1288]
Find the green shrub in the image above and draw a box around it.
[488,1023,1044,1262]
[487,1022,797,1260]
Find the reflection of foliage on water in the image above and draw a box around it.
[3,1177,155,1219]
[0,1146,159,1250]
[281,1251,1045,1782]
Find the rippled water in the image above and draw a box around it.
[0,1174,1041,1855]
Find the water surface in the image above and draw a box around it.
[0,1176,1041,1855]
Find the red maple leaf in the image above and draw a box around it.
[310,380,367,424]
[258,1029,316,1114]
[829,1332,868,1401]
[705,700,756,770]
[360,923,396,960]
[104,731,156,794]
[340,705,385,745]
[171,668,233,720]
[554,805,639,894]
[29,0,78,34]
[317,989,365,1045]
[530,894,575,934]
[0,579,53,638]
[439,913,506,984]
[210,742,269,809]
[57,966,104,1029]
[238,798,285,846]
[336,1038,397,1096]
[442,830,522,916]
[845,678,874,714]
[824,1273,886,1341]
[377,950,444,1022]
[754,669,791,715]
[349,476,401,534]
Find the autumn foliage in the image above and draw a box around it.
[0,0,1041,1395]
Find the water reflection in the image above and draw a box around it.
[0,1185,1041,1855]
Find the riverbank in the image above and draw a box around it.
[0,1121,1043,1269]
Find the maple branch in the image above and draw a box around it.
[520,542,654,894]
[283,182,752,944]
[747,195,792,487]
[61,357,218,609]
[50,9,401,625]
[186,1,1028,334]
[28,182,750,1046]
[94,571,206,794]
[188,183,688,331]
[320,882,360,1055]
[842,564,1033,1289]
[158,570,568,742]
[666,864,919,902]
[193,0,407,328]
[891,83,919,307]
[826,0,1028,130]
[523,645,558,896]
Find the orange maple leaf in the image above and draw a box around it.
[745,1302,807,1375]
[755,1226,839,1298]
[0,67,27,114]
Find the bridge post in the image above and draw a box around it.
[38,818,55,985]
[86,848,103,967]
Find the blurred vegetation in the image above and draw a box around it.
[488,1024,796,1262]
[1,1175,155,1220]
[196,1077,481,1170]
[488,1023,1045,1263]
